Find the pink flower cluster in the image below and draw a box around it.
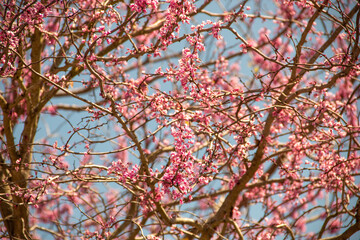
[130,0,159,13]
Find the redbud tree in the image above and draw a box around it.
[1,0,360,239]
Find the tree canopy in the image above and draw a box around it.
[1,0,360,239]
